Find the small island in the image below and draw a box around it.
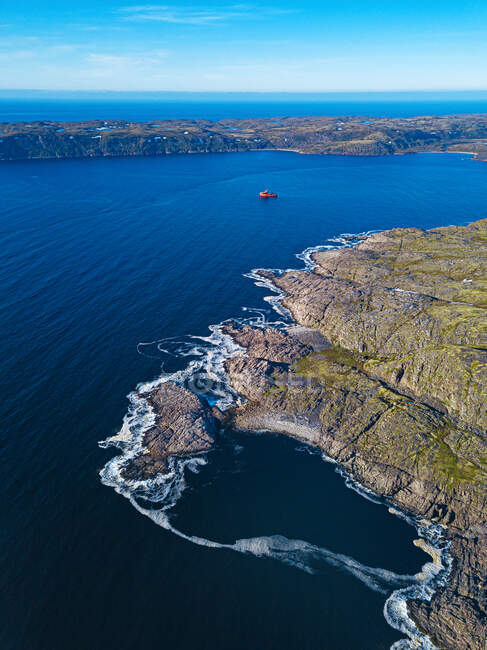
[1,113,487,161]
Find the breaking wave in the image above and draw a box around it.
[386,515,452,650]
[320,453,451,649]
[99,229,450,650]
[296,231,380,271]
[243,231,378,319]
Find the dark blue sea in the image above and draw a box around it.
[1,147,487,650]
[2,91,487,122]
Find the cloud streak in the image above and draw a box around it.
[85,49,169,77]
[120,4,295,25]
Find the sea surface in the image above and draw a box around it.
[1,149,487,650]
[2,90,487,122]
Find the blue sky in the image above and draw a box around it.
[1,1,487,91]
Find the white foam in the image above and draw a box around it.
[119,458,445,604]
[99,322,247,508]
[120,461,429,596]
[245,230,378,321]
[243,268,293,320]
[324,456,451,650]
[296,231,380,271]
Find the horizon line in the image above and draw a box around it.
[1,88,487,95]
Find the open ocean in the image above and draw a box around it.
[2,91,487,122]
[1,94,487,649]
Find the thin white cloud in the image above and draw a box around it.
[119,4,295,25]
[87,50,169,64]
[85,49,170,77]
[214,56,355,73]
[0,46,47,63]
[68,23,104,31]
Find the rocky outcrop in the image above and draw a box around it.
[259,220,487,431]
[122,382,218,480]
[221,322,312,363]
[408,532,487,650]
[224,219,487,649]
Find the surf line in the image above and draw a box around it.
[101,441,440,603]
[102,441,445,607]
[101,438,448,650]
[129,486,433,597]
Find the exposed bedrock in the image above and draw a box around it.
[123,219,487,648]
[220,321,313,363]
[122,382,219,480]
[258,219,487,431]
[224,219,487,649]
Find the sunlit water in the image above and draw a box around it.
[2,91,487,121]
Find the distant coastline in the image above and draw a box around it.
[1,113,487,162]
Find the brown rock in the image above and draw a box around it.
[122,382,217,480]
[221,321,311,363]
[226,219,487,649]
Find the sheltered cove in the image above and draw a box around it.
[106,219,487,649]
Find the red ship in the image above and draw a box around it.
[259,189,278,199]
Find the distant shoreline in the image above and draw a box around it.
[1,113,486,162]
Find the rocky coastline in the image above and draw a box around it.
[121,218,487,649]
